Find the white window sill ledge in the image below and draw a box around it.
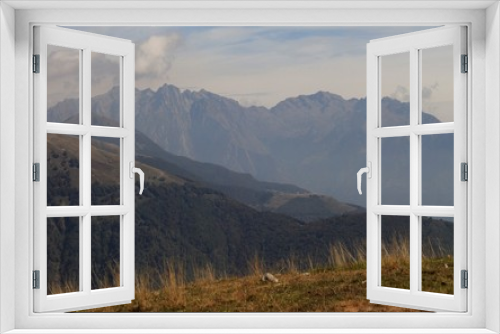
[4,329,497,334]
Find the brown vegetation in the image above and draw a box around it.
[72,240,452,313]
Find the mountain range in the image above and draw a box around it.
[133,131,361,222]
[48,84,453,207]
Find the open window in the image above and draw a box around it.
[362,26,467,312]
[1,0,495,329]
[33,26,140,312]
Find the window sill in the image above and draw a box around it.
[3,329,498,334]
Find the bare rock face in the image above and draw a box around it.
[262,273,279,283]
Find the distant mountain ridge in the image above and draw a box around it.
[132,129,360,221]
[48,84,451,207]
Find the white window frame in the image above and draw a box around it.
[33,26,136,313]
[366,26,468,312]
[0,1,499,333]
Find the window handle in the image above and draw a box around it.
[357,162,372,195]
[129,162,145,195]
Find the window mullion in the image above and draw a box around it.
[78,48,84,293]
[82,214,91,293]
[82,48,92,294]
[416,47,423,293]
[409,47,420,294]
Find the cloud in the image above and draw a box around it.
[388,83,440,105]
[136,34,182,86]
[47,46,122,107]
[47,46,80,107]
[390,85,410,103]
[164,26,431,107]
[52,26,434,108]
[422,82,439,100]
[91,53,120,97]
[46,32,184,107]
[421,83,453,122]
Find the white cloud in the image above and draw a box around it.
[135,34,182,89]
[91,53,120,97]
[422,82,439,100]
[389,85,410,103]
[47,46,80,108]
[51,26,433,108]
[422,83,453,122]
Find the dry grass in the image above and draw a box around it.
[381,234,411,289]
[82,264,419,313]
[70,239,453,313]
[48,280,79,295]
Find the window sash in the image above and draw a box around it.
[32,25,136,313]
[366,26,468,312]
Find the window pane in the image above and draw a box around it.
[421,45,454,124]
[381,136,410,205]
[47,217,80,295]
[421,134,454,206]
[421,216,454,295]
[91,137,121,206]
[381,215,410,290]
[47,45,80,124]
[91,216,120,290]
[47,134,80,206]
[380,52,410,127]
[91,52,120,127]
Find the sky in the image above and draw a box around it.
[51,26,453,121]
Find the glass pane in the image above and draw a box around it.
[47,134,80,206]
[381,215,410,290]
[380,52,410,127]
[91,52,120,127]
[421,134,454,206]
[421,45,454,124]
[47,217,80,295]
[381,136,410,205]
[421,216,454,294]
[91,137,121,206]
[91,216,120,289]
[47,45,80,124]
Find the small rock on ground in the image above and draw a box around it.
[262,273,279,283]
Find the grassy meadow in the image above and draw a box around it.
[69,239,453,313]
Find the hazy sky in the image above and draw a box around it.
[53,26,452,121]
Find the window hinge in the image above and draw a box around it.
[461,162,468,182]
[461,54,468,73]
[33,54,40,73]
[33,163,40,182]
[461,270,468,289]
[33,270,40,289]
